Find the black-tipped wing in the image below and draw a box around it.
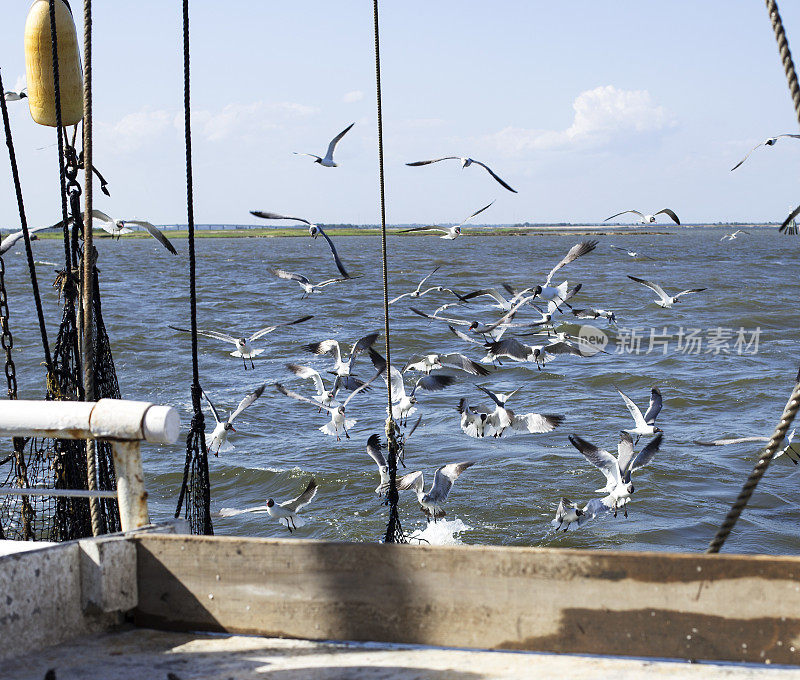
[471,160,517,193]
[643,387,662,425]
[276,382,328,410]
[410,373,456,397]
[366,434,386,469]
[654,208,680,225]
[281,478,318,512]
[568,434,620,486]
[475,384,504,407]
[405,156,460,166]
[249,315,313,341]
[326,122,355,159]
[228,383,266,423]
[270,268,309,285]
[428,461,475,503]
[628,432,663,476]
[125,220,178,255]
[616,431,635,477]
[250,211,312,226]
[440,353,491,376]
[460,200,495,225]
[604,209,644,222]
[544,240,598,285]
[201,388,222,425]
[314,224,351,279]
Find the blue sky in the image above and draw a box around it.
[2,1,800,227]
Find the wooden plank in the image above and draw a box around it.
[133,534,800,665]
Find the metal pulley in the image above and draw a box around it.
[24,0,83,127]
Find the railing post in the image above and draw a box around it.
[111,440,150,532]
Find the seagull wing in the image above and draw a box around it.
[568,435,621,487]
[428,462,474,503]
[616,431,636,477]
[629,432,664,475]
[485,338,531,361]
[411,373,456,397]
[654,209,680,225]
[439,353,491,376]
[228,383,266,423]
[410,306,469,326]
[459,200,495,226]
[90,208,114,224]
[316,276,350,288]
[405,157,460,166]
[643,387,663,425]
[543,341,584,357]
[325,122,355,160]
[693,436,770,446]
[470,160,517,193]
[544,240,598,285]
[303,339,342,363]
[193,328,238,345]
[627,275,668,300]
[397,470,424,494]
[276,382,333,411]
[475,384,505,407]
[366,434,387,469]
[674,288,706,300]
[448,325,483,345]
[286,363,326,395]
[730,141,766,171]
[314,224,351,279]
[604,210,644,222]
[281,478,318,512]
[201,388,223,424]
[270,268,310,286]
[249,211,312,226]
[616,387,648,430]
[389,291,413,304]
[511,413,564,433]
[293,152,323,162]
[416,265,441,290]
[125,220,178,255]
[342,367,385,408]
[249,315,313,341]
[397,226,448,234]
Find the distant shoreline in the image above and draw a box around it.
[20,223,777,240]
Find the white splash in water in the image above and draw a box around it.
[407,518,472,545]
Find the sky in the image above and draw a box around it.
[2,1,800,227]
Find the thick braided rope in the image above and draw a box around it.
[373,0,402,543]
[706,0,800,553]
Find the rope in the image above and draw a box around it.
[707,0,800,551]
[0,67,53,375]
[174,0,213,534]
[373,0,404,544]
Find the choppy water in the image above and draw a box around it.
[3,228,799,554]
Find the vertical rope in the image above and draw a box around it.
[81,0,101,537]
[707,0,800,552]
[373,0,404,544]
[0,68,53,374]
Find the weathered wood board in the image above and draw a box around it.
[134,534,800,665]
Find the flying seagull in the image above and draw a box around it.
[402,352,490,376]
[286,363,341,410]
[275,368,382,440]
[267,478,318,532]
[397,201,495,239]
[572,308,617,324]
[389,266,468,304]
[610,245,655,260]
[406,156,517,192]
[569,431,664,517]
[483,336,585,370]
[294,123,355,167]
[456,398,493,438]
[398,461,475,521]
[202,383,266,456]
[303,332,379,389]
[476,385,564,437]
[169,315,312,369]
[731,134,800,171]
[720,229,750,242]
[269,268,351,298]
[604,209,680,225]
[616,386,663,439]
[627,275,705,308]
[366,434,390,496]
[0,220,61,256]
[551,497,591,532]
[89,209,177,254]
[249,211,351,278]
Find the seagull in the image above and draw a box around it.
[366,434,390,496]
[572,308,617,324]
[569,431,663,517]
[406,155,517,192]
[731,134,800,171]
[0,220,61,256]
[269,268,351,298]
[398,461,475,521]
[604,209,680,225]
[693,430,799,464]
[286,363,341,410]
[775,429,800,464]
[275,368,382,441]
[551,497,590,532]
[169,315,313,369]
[388,266,468,304]
[249,211,351,278]
[616,386,663,439]
[456,398,493,438]
[410,303,523,338]
[397,201,495,239]
[483,336,585,370]
[610,245,655,260]
[402,352,490,376]
[720,229,750,241]
[476,385,564,437]
[266,478,318,532]
[3,89,27,102]
[516,241,596,307]
[627,275,706,308]
[89,209,177,254]
[202,383,266,456]
[303,332,379,389]
[369,348,456,425]
[294,123,355,167]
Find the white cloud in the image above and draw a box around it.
[485,85,676,155]
[186,101,318,142]
[342,90,364,104]
[97,109,172,153]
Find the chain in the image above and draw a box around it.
[0,256,18,401]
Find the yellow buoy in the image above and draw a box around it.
[24,0,83,127]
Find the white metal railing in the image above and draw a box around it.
[0,399,179,532]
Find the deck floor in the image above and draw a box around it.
[4,627,800,679]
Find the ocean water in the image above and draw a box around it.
[2,227,799,554]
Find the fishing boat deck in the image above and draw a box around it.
[6,627,797,680]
